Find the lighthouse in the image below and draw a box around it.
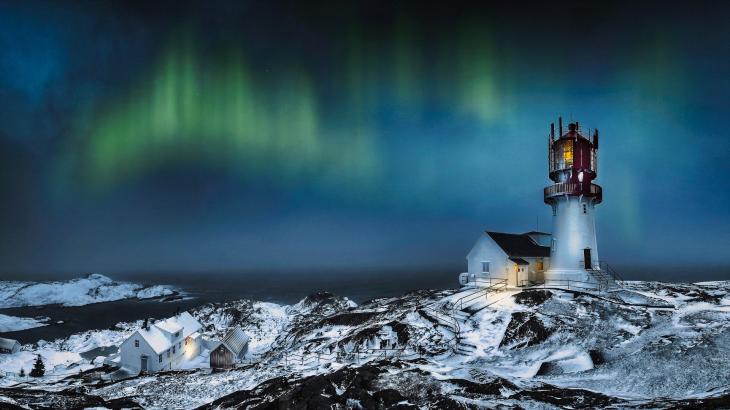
[543,118,603,286]
[460,117,618,290]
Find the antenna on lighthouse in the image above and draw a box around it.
[593,129,599,148]
[550,122,555,139]
[558,117,563,136]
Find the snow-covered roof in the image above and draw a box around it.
[136,326,171,354]
[155,319,183,335]
[0,337,20,350]
[133,311,203,354]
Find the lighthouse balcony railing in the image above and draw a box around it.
[544,182,602,201]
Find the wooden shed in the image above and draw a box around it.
[0,338,20,354]
[209,327,249,369]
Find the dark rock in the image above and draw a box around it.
[499,312,552,349]
[0,387,142,409]
[320,311,377,326]
[513,290,553,306]
[588,349,605,365]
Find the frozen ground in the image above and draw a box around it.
[0,280,728,409]
[0,273,180,308]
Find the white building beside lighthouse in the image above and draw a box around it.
[461,118,620,291]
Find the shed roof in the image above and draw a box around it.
[486,231,550,257]
[509,257,530,265]
[222,327,249,355]
[0,337,19,350]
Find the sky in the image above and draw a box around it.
[0,0,728,277]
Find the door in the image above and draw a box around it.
[583,248,592,270]
[140,355,148,373]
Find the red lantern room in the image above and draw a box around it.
[544,118,602,204]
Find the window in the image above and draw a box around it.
[551,238,557,253]
[552,205,557,216]
[175,332,180,338]
[167,350,171,358]
[158,354,162,363]
[134,339,139,348]
[563,142,573,167]
[185,338,188,346]
[481,261,490,273]
[582,204,587,214]
[172,345,176,354]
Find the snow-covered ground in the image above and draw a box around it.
[0,313,49,332]
[0,273,180,308]
[1,280,728,409]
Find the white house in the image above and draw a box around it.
[0,337,21,354]
[119,311,203,373]
[461,231,551,287]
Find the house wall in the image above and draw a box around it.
[120,331,162,373]
[466,234,512,285]
[184,335,201,360]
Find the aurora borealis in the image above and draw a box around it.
[0,1,728,277]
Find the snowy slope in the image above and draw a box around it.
[1,281,729,409]
[0,273,180,308]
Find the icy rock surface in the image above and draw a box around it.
[1,281,729,409]
[0,273,180,308]
[0,313,49,332]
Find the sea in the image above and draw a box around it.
[1,265,727,344]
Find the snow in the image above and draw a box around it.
[1,280,728,408]
[0,313,48,332]
[0,273,180,308]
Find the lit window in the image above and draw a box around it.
[134,340,139,348]
[578,171,584,182]
[563,142,573,167]
[481,261,490,273]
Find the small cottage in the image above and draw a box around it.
[210,326,250,369]
[119,311,203,373]
[461,231,551,287]
[0,338,20,354]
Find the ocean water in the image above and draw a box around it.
[1,265,727,344]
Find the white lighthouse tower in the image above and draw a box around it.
[544,118,606,288]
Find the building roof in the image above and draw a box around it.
[134,311,203,354]
[0,337,20,350]
[222,327,249,355]
[155,320,183,335]
[136,326,171,354]
[523,231,551,236]
[486,231,551,257]
[509,257,530,265]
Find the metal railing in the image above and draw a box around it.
[453,278,508,310]
[544,182,602,198]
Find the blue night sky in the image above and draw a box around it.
[0,0,728,276]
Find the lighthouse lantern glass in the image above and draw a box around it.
[562,142,573,168]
